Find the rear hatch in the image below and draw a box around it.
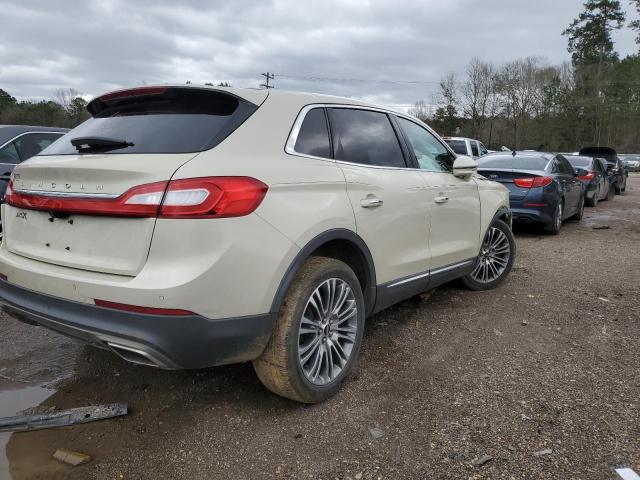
[4,86,263,276]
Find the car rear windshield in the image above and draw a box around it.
[567,157,591,167]
[477,155,549,170]
[41,87,257,155]
[445,140,467,155]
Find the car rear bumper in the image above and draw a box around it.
[0,278,275,369]
[510,206,555,224]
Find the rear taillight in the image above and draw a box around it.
[159,177,268,218]
[513,176,553,188]
[576,172,595,181]
[6,177,268,219]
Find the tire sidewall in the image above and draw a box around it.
[463,219,516,291]
[284,259,365,401]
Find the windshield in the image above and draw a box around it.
[41,88,257,155]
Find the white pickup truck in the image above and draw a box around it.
[443,137,489,159]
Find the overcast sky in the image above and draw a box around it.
[1,0,638,109]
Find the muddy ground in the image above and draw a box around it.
[0,176,639,480]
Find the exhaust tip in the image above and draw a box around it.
[106,342,163,368]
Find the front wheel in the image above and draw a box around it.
[253,257,365,403]
[587,191,598,207]
[462,220,515,291]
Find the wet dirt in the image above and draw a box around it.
[0,175,639,479]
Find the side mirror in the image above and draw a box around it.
[453,155,478,179]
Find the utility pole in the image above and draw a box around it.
[260,72,275,89]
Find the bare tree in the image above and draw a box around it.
[408,100,430,121]
[460,58,495,138]
[54,88,81,112]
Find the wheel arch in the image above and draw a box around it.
[270,229,377,316]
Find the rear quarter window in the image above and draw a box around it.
[41,88,257,155]
[293,108,331,159]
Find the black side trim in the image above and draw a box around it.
[270,229,377,315]
[373,259,476,314]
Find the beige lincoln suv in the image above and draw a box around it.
[0,85,514,403]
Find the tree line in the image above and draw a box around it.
[0,88,90,129]
[411,0,640,153]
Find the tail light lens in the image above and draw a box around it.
[513,176,553,188]
[576,172,595,181]
[159,177,267,218]
[6,177,268,219]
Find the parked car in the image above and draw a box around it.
[579,147,628,194]
[0,125,68,198]
[0,85,515,403]
[619,154,640,172]
[477,151,585,234]
[443,137,489,159]
[566,155,613,206]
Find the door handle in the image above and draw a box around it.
[434,196,449,204]
[360,197,383,208]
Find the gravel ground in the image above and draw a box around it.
[1,175,639,480]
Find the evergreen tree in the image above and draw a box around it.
[562,0,625,66]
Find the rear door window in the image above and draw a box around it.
[0,142,20,164]
[41,88,257,155]
[396,117,454,172]
[558,157,574,175]
[328,108,406,168]
[293,108,331,159]
[14,133,64,161]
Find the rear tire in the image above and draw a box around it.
[606,185,615,201]
[253,257,365,403]
[586,192,597,207]
[544,201,563,235]
[462,220,515,291]
[615,182,622,194]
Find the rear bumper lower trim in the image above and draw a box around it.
[0,279,276,369]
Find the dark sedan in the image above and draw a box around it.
[566,155,613,206]
[579,146,628,194]
[0,125,68,197]
[477,152,585,234]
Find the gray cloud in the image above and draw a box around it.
[1,0,637,109]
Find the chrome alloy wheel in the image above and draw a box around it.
[470,226,511,283]
[297,278,358,386]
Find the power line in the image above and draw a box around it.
[277,74,443,85]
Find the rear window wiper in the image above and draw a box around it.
[71,136,134,153]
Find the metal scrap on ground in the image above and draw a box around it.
[0,403,127,433]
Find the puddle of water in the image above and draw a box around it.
[0,381,54,480]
